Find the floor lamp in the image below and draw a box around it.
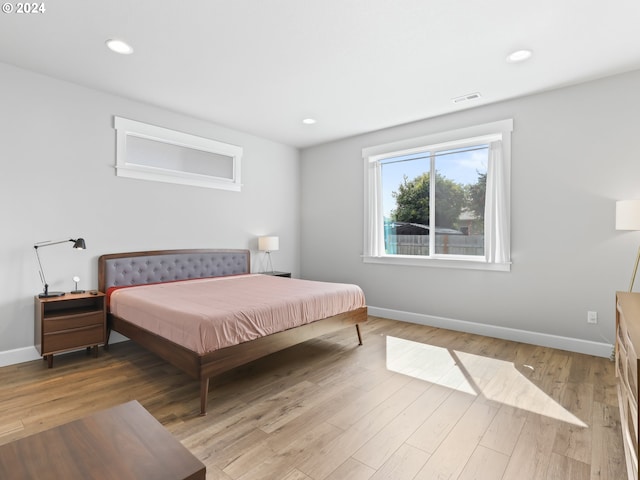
[34,237,86,298]
[616,200,640,292]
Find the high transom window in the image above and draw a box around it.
[114,116,243,191]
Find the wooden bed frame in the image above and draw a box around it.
[98,249,367,415]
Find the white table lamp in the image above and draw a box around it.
[258,236,279,273]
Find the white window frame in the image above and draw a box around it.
[362,119,513,271]
[114,116,243,191]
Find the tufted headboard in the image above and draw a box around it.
[98,249,250,292]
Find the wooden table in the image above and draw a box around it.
[0,401,205,480]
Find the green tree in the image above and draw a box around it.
[391,172,466,228]
[466,172,486,220]
[392,173,429,224]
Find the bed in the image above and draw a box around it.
[98,249,367,415]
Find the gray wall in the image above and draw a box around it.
[0,62,300,358]
[300,69,640,354]
[3,59,638,362]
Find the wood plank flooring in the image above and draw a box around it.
[0,317,625,479]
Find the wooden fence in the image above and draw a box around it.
[387,234,484,256]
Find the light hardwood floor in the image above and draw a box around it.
[0,317,626,480]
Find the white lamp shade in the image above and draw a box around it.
[258,236,279,252]
[616,200,640,230]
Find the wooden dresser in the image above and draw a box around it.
[616,291,640,480]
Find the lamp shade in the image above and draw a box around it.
[616,200,640,230]
[258,236,279,252]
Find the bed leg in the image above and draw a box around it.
[104,326,111,352]
[200,378,209,416]
[356,324,363,346]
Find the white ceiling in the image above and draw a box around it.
[1,1,639,148]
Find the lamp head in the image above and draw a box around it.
[72,238,86,249]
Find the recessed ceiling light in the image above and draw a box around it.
[506,49,532,63]
[106,39,134,55]
[302,118,317,125]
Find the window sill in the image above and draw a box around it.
[362,255,511,272]
[115,164,242,191]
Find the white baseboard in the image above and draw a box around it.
[0,346,41,367]
[0,310,612,367]
[368,306,614,359]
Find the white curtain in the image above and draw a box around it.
[365,160,383,256]
[484,140,510,264]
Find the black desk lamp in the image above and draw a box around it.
[34,238,86,298]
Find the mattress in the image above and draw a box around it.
[109,274,366,354]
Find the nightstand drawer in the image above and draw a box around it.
[43,311,104,333]
[43,325,104,353]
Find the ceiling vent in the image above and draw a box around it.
[452,92,481,104]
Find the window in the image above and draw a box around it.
[114,116,243,191]
[363,119,512,271]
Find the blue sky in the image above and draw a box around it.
[381,146,488,217]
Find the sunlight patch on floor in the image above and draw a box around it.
[385,336,587,427]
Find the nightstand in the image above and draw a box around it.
[34,292,106,368]
[261,271,292,278]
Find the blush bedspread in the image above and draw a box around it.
[109,274,366,355]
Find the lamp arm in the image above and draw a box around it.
[32,237,85,297]
[34,238,75,248]
[33,246,49,294]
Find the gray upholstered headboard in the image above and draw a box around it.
[98,249,250,291]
